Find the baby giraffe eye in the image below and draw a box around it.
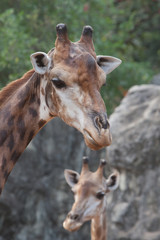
[96,191,105,200]
[51,77,66,89]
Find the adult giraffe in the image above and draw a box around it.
[0,23,121,194]
[63,157,119,240]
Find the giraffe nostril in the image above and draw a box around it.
[100,117,109,129]
[72,214,79,220]
[68,212,79,221]
[94,113,109,130]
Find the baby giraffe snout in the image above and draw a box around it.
[63,210,83,232]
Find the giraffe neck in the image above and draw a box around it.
[91,203,107,240]
[0,71,52,194]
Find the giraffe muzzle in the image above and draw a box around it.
[83,112,112,150]
[63,212,83,232]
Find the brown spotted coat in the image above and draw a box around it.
[0,71,48,193]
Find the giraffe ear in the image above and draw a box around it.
[64,169,80,188]
[106,171,120,192]
[30,52,51,74]
[97,55,122,75]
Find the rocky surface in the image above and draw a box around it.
[151,73,160,85]
[107,84,160,240]
[0,84,160,240]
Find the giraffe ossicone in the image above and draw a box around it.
[63,157,120,240]
[0,23,121,193]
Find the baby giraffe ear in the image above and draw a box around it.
[97,55,122,75]
[106,171,120,192]
[30,52,51,74]
[64,169,80,188]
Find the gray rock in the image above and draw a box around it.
[111,202,130,223]
[107,84,160,240]
[151,73,160,85]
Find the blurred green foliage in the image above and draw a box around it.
[0,0,159,114]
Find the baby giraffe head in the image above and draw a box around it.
[63,157,119,232]
[30,24,122,150]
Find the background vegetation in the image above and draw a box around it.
[0,0,159,114]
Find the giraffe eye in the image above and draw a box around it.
[51,77,66,89]
[96,191,105,200]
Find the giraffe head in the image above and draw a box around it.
[63,157,119,232]
[30,24,122,150]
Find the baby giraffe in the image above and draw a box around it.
[63,157,119,240]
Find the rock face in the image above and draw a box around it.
[151,73,160,85]
[107,84,160,240]
[0,84,160,240]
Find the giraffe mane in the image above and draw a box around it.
[0,69,35,108]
